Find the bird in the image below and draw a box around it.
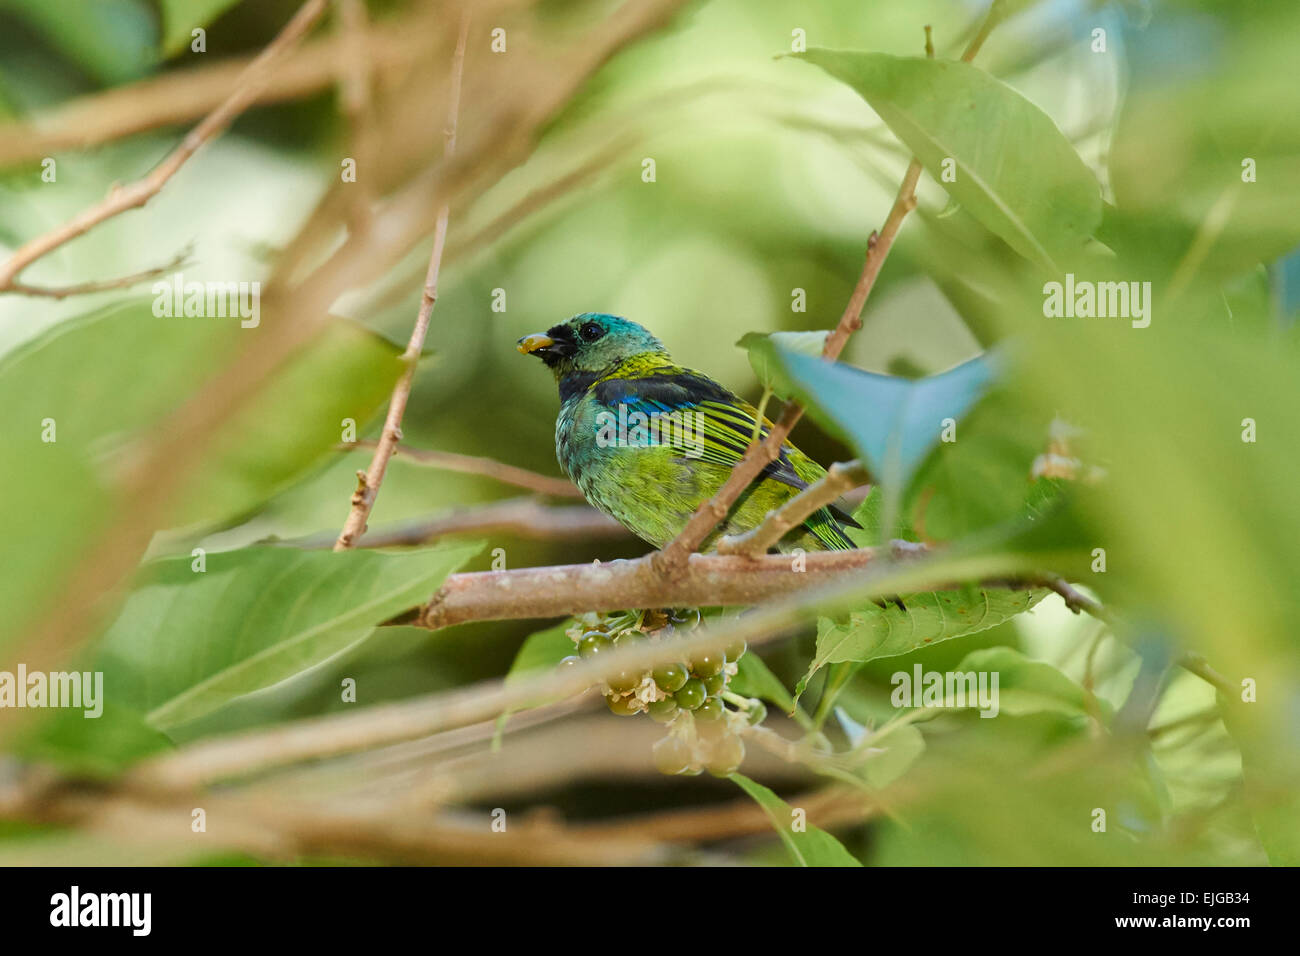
[516,313,859,553]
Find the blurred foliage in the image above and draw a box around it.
[0,0,1296,866]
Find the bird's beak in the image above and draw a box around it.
[516,333,556,355]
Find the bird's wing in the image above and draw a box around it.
[591,369,861,539]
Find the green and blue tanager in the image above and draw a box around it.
[517,313,858,553]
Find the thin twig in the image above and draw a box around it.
[717,460,870,556]
[289,497,626,549]
[336,0,377,234]
[338,441,583,498]
[959,0,1009,63]
[1175,652,1235,697]
[0,0,329,291]
[0,15,436,169]
[1037,574,1116,625]
[4,246,193,299]
[334,11,471,550]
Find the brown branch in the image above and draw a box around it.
[290,497,626,549]
[959,0,1009,64]
[336,0,377,234]
[3,245,193,299]
[338,440,583,498]
[425,549,885,630]
[717,459,870,556]
[0,15,438,169]
[572,785,870,845]
[4,781,668,866]
[333,12,471,550]
[0,0,329,292]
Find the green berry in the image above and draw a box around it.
[607,668,641,693]
[746,700,768,725]
[647,698,679,723]
[675,678,707,711]
[706,735,745,777]
[578,633,613,659]
[691,651,724,679]
[614,630,646,648]
[724,639,747,661]
[670,608,702,628]
[702,672,727,696]
[652,662,689,693]
[695,697,725,722]
[653,736,692,775]
[607,694,640,717]
[558,655,582,669]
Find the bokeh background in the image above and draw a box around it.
[0,0,1296,865]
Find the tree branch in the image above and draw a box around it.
[3,245,193,299]
[717,459,870,556]
[424,549,885,629]
[338,441,584,498]
[333,11,471,550]
[336,0,377,234]
[290,497,626,549]
[0,14,436,169]
[0,0,329,291]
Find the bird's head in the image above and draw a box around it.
[516,313,667,381]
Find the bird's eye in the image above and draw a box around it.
[579,322,605,342]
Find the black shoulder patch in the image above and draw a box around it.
[558,371,600,403]
[591,370,737,409]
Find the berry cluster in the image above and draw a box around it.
[559,609,766,777]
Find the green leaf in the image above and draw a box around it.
[0,302,401,661]
[845,716,926,789]
[774,348,997,499]
[793,50,1101,271]
[905,388,1051,540]
[493,620,576,745]
[0,0,157,83]
[730,652,796,714]
[795,587,1048,703]
[730,773,861,866]
[0,298,401,546]
[504,622,577,683]
[159,0,243,56]
[736,330,829,395]
[93,542,480,730]
[12,699,172,778]
[179,319,403,525]
[950,647,1108,720]
[0,445,110,658]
